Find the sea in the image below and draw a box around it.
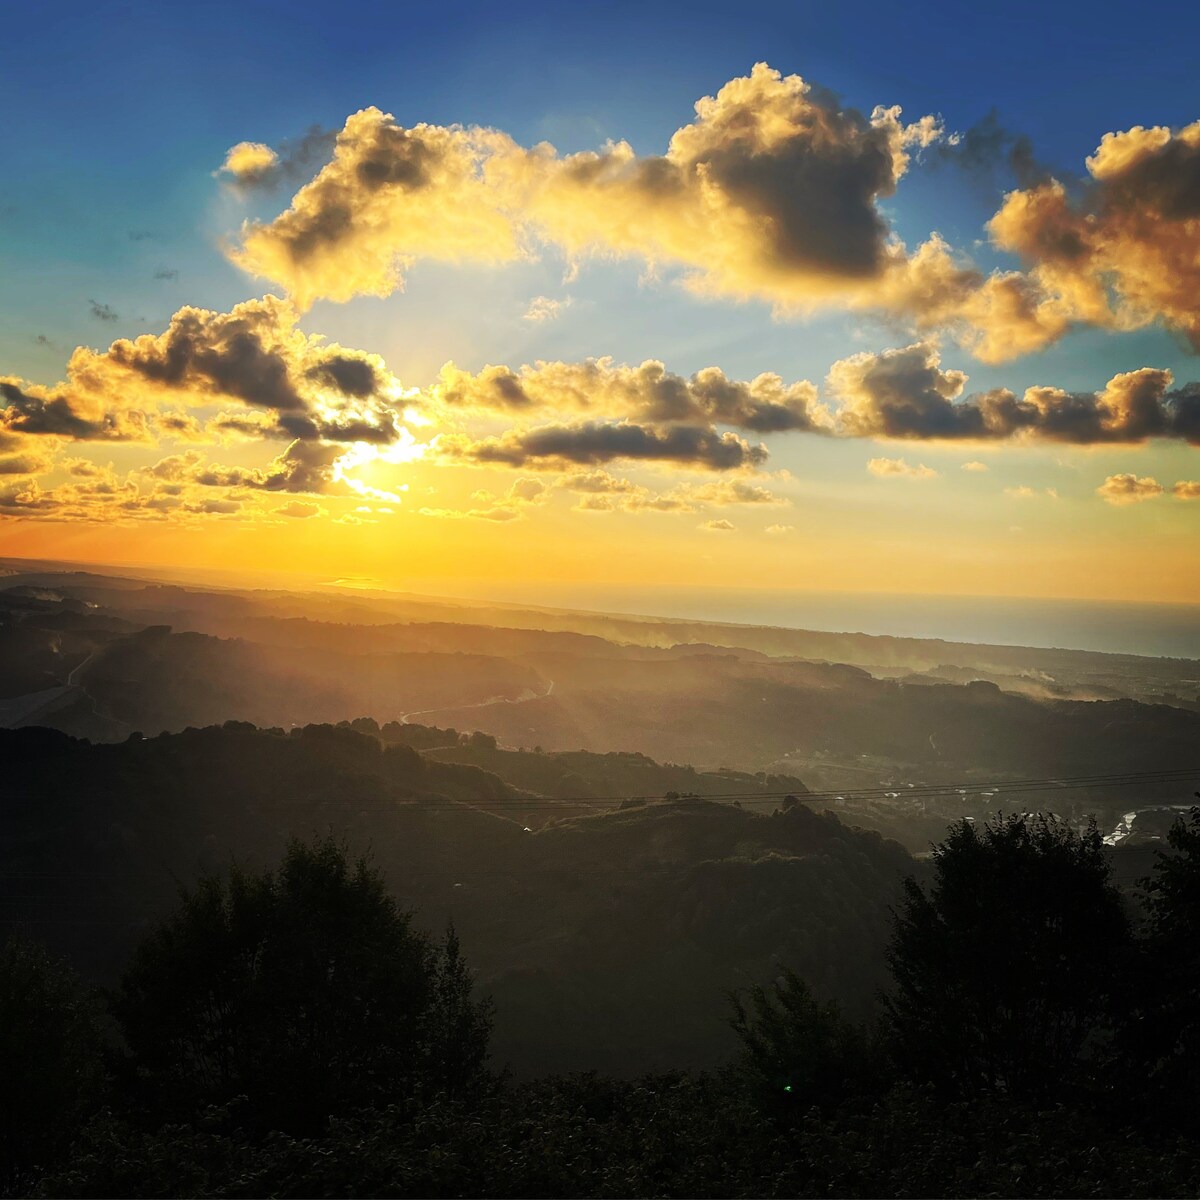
[445,584,1200,661]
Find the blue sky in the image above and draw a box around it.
[5,0,1198,390]
[1,0,1197,605]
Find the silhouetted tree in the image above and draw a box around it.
[885,813,1129,1100]
[423,925,495,1095]
[729,968,872,1116]
[114,837,491,1134]
[1120,804,1200,1128]
[0,936,107,1188]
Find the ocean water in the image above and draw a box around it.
[447,584,1200,660]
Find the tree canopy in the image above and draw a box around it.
[885,812,1129,1099]
[114,837,492,1134]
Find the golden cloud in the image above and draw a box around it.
[229,111,526,307]
[866,456,938,479]
[827,343,1200,443]
[438,421,769,471]
[1,296,409,447]
[220,72,1200,362]
[225,65,961,319]
[432,356,826,433]
[1096,473,1165,505]
[987,120,1200,349]
[556,468,788,514]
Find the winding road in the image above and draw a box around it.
[400,678,555,725]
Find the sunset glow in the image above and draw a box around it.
[2,4,1197,605]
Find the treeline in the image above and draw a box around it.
[4,807,1200,1197]
[0,722,910,1074]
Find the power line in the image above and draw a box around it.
[209,763,1200,806]
[2,766,1195,814]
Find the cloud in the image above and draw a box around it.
[556,467,787,513]
[275,500,325,518]
[867,455,938,479]
[420,504,520,521]
[418,475,547,522]
[0,448,54,476]
[961,460,989,471]
[0,428,56,477]
[220,141,280,181]
[433,356,826,433]
[89,300,118,322]
[228,112,525,307]
[225,65,954,316]
[523,295,569,322]
[0,377,153,441]
[142,451,204,481]
[557,468,642,496]
[930,110,1049,188]
[765,523,794,534]
[986,119,1200,351]
[0,478,53,514]
[1,296,410,447]
[154,267,179,281]
[827,342,1200,444]
[440,420,768,471]
[701,518,736,531]
[225,66,1200,361]
[832,343,970,439]
[196,439,357,495]
[1096,473,1165,505]
[0,454,262,525]
[1065,474,1197,506]
[505,64,942,304]
[685,477,786,504]
[218,126,338,193]
[185,497,242,516]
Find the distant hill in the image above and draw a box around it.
[0,721,910,1075]
[3,573,1197,855]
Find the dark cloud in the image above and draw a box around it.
[99,298,403,442]
[228,67,946,309]
[127,230,155,242]
[1167,382,1200,441]
[446,421,769,470]
[154,267,180,281]
[196,439,344,493]
[304,354,382,398]
[0,379,149,441]
[435,359,824,434]
[931,111,1052,188]
[225,126,338,192]
[0,480,51,513]
[2,298,406,448]
[830,343,1200,444]
[89,299,119,322]
[988,119,1200,349]
[108,308,304,411]
[0,451,50,476]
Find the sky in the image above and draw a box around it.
[1,0,1199,606]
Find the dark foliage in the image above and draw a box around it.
[113,838,492,1134]
[1116,805,1200,1131]
[32,1077,1200,1199]
[728,968,876,1116]
[885,813,1130,1100]
[0,937,108,1189]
